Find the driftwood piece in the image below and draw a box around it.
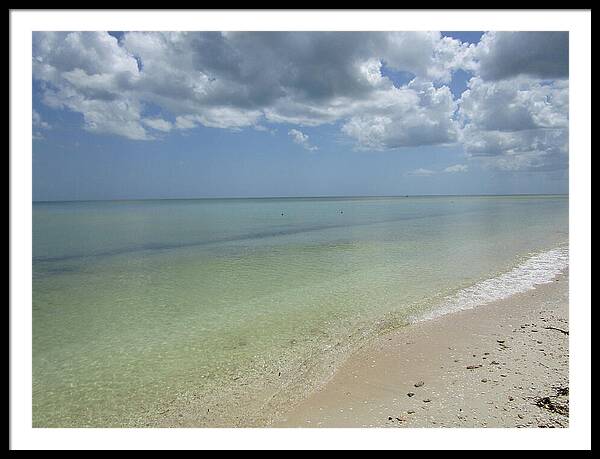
[543,326,569,335]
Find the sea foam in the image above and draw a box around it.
[413,245,569,323]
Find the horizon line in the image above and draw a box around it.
[32,193,569,204]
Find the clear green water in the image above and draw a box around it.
[32,195,568,427]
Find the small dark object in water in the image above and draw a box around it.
[281,212,284,216]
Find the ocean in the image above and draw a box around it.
[32,195,568,426]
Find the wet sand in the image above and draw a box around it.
[273,270,569,428]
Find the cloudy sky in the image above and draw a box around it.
[32,31,569,201]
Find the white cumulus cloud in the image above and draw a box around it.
[32,109,50,130]
[407,168,436,177]
[457,76,568,171]
[408,164,469,176]
[31,31,569,172]
[341,79,459,150]
[142,117,173,132]
[288,129,317,151]
[444,164,469,173]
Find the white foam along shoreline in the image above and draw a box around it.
[412,245,569,323]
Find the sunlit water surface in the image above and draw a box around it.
[32,196,568,426]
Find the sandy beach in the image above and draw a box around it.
[273,270,569,428]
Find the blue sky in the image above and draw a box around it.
[32,31,569,201]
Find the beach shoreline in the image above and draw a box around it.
[31,196,569,428]
[272,269,569,428]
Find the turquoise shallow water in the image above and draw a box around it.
[32,195,568,426]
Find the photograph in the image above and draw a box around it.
[9,9,591,451]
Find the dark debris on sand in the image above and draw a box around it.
[533,386,569,417]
